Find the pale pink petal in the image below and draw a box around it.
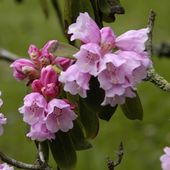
[46,99,77,133]
[19,93,47,125]
[100,27,116,54]
[116,28,149,52]
[74,43,101,76]
[27,122,55,141]
[68,12,101,44]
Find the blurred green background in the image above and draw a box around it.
[0,0,170,169]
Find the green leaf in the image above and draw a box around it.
[49,132,77,170]
[121,92,143,120]
[79,98,99,139]
[84,77,105,113]
[98,0,125,22]
[69,120,92,150]
[52,42,78,59]
[83,77,117,121]
[98,105,117,121]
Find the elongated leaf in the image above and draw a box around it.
[79,98,99,139]
[98,105,117,121]
[52,42,78,58]
[49,132,77,170]
[69,120,92,150]
[121,92,143,120]
[84,77,104,112]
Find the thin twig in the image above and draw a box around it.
[107,142,124,170]
[0,48,20,62]
[0,151,43,170]
[145,10,170,91]
[146,10,156,57]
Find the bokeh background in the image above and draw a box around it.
[0,0,170,169]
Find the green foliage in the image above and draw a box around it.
[69,120,92,150]
[98,0,125,22]
[121,91,143,120]
[79,98,99,139]
[98,104,117,121]
[49,131,77,170]
[52,42,78,59]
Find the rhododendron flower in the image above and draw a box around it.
[59,64,91,98]
[98,51,151,106]
[19,92,47,125]
[0,163,14,170]
[46,99,77,133]
[160,147,170,170]
[10,59,36,81]
[74,43,101,76]
[32,65,60,99]
[68,12,101,44]
[0,113,7,136]
[27,122,55,141]
[115,28,149,53]
[66,12,152,107]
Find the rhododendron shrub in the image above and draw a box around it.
[7,12,153,169]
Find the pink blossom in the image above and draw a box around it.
[160,147,170,170]
[19,92,47,125]
[98,51,151,106]
[55,57,73,71]
[46,99,77,133]
[100,27,116,54]
[68,12,101,44]
[101,88,136,106]
[74,43,101,76]
[0,163,14,170]
[32,65,60,99]
[27,122,55,141]
[10,59,36,81]
[115,50,151,86]
[0,113,7,136]
[115,28,149,53]
[59,64,91,98]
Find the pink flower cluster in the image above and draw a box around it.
[0,163,14,170]
[0,92,7,136]
[11,12,152,140]
[59,12,152,106]
[11,41,77,141]
[160,147,170,170]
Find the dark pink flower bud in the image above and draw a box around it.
[55,57,73,71]
[10,59,36,81]
[32,65,60,99]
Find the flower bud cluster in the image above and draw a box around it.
[11,41,77,141]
